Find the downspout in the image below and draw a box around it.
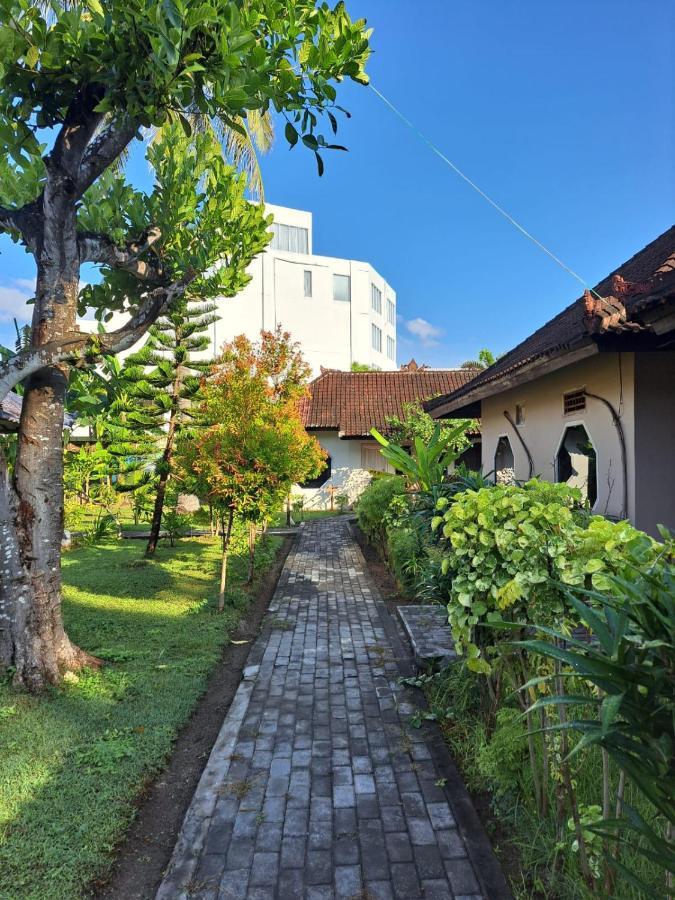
[583,391,628,519]
[503,410,535,479]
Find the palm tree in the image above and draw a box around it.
[154,109,274,199]
[460,348,496,371]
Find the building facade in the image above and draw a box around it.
[298,367,476,509]
[211,204,397,374]
[428,226,675,538]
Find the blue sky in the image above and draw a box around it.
[1,0,673,365]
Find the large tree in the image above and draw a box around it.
[0,0,370,690]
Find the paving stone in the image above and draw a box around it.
[334,864,362,898]
[390,862,422,898]
[436,829,466,860]
[365,882,395,900]
[427,802,456,831]
[413,843,446,879]
[155,519,498,900]
[420,879,453,899]
[250,851,279,886]
[385,831,413,862]
[445,858,481,894]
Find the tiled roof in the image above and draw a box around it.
[0,392,23,432]
[427,225,675,413]
[300,369,476,438]
[0,391,76,432]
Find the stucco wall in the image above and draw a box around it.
[212,206,397,376]
[480,353,636,521]
[634,352,675,536]
[295,431,385,509]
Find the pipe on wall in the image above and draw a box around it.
[583,391,628,520]
[503,410,535,479]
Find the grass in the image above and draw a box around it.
[0,529,280,900]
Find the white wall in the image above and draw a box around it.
[212,204,397,375]
[480,353,636,521]
[295,431,391,509]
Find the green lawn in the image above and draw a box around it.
[0,531,280,900]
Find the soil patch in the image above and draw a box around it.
[351,522,417,616]
[92,535,294,900]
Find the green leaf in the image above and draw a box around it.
[25,45,39,69]
[284,122,298,147]
[600,692,624,737]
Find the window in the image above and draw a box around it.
[303,270,312,297]
[300,455,331,488]
[270,223,309,253]
[557,425,597,506]
[386,335,395,361]
[371,284,382,314]
[333,274,351,302]
[386,298,395,325]
[494,436,515,485]
[371,324,382,352]
[362,445,388,472]
[515,404,525,425]
[563,389,586,415]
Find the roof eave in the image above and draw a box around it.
[429,339,598,418]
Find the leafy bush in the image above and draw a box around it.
[78,512,120,546]
[386,527,421,591]
[431,480,655,671]
[476,707,528,799]
[355,475,405,546]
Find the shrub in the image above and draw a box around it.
[476,707,528,799]
[386,527,421,591]
[431,479,656,672]
[355,475,405,547]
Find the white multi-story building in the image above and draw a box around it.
[211,204,397,374]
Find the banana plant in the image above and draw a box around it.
[370,421,470,492]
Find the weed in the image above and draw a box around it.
[220,776,259,800]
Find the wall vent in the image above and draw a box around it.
[563,389,586,415]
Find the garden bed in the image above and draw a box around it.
[0,531,286,900]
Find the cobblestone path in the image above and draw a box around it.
[157,518,507,900]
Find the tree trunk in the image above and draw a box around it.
[247,521,256,583]
[0,186,99,690]
[145,405,178,556]
[218,507,235,612]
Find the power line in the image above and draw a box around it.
[370,83,600,298]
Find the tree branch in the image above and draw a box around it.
[0,272,195,402]
[0,198,42,254]
[76,117,138,196]
[98,272,194,356]
[0,205,22,234]
[78,227,164,281]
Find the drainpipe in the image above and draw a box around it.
[583,391,628,520]
[503,411,535,479]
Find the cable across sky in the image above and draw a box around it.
[370,82,601,299]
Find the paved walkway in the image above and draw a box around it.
[157,519,506,900]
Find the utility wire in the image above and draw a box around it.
[370,83,601,298]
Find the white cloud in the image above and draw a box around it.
[13,277,36,292]
[404,317,444,347]
[0,283,32,323]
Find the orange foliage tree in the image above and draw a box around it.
[176,328,324,608]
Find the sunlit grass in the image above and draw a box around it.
[0,531,280,900]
